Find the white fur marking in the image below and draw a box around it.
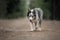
[31,9,34,12]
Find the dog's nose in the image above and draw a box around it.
[30,20,32,22]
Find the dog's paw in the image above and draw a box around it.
[37,28,42,31]
[30,29,34,32]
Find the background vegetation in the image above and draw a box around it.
[0,0,60,20]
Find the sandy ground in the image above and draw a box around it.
[0,18,60,40]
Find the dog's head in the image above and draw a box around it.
[27,9,36,20]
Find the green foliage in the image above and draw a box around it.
[0,0,27,19]
[0,0,52,19]
[6,0,26,19]
[0,0,60,20]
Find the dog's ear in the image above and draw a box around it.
[27,8,30,17]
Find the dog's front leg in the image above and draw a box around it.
[29,22,35,31]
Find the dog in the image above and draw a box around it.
[27,8,43,31]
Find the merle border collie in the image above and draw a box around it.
[27,8,43,31]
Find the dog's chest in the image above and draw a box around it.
[31,19,37,23]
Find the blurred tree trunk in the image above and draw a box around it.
[55,0,60,20]
[25,0,30,15]
[51,0,60,20]
[51,0,56,20]
[0,0,7,18]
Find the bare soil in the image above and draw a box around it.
[0,18,60,40]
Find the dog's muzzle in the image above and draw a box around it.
[29,17,33,20]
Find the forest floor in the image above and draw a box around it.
[0,17,60,40]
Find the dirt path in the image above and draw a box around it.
[0,18,60,40]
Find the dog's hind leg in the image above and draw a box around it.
[36,20,42,31]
